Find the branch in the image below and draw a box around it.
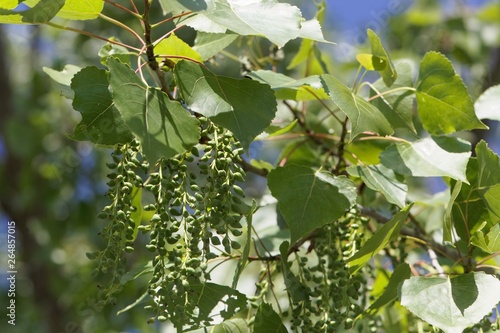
[142,0,170,96]
[359,205,464,264]
[238,158,269,177]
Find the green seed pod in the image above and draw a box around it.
[169,208,182,216]
[190,146,200,157]
[344,318,354,329]
[85,252,98,260]
[116,210,127,220]
[231,229,243,237]
[171,197,182,206]
[210,236,221,245]
[166,236,179,245]
[231,172,245,182]
[97,212,109,219]
[144,204,156,211]
[106,162,118,169]
[233,185,245,197]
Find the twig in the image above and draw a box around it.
[99,13,145,46]
[238,158,268,177]
[104,0,142,18]
[142,0,170,96]
[45,22,141,52]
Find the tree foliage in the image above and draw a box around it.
[1,1,500,332]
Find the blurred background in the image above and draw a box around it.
[1,0,499,332]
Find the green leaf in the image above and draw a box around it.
[43,64,82,99]
[481,184,500,221]
[193,32,238,61]
[471,224,500,254]
[154,33,202,64]
[476,141,500,221]
[287,38,314,70]
[268,164,357,244]
[279,241,309,303]
[183,0,304,48]
[266,120,298,137]
[212,318,249,333]
[189,283,247,321]
[54,0,104,20]
[130,186,143,240]
[297,19,333,44]
[107,58,200,165]
[367,29,397,87]
[444,180,462,243]
[0,0,19,10]
[367,263,411,314]
[370,61,416,132]
[247,71,328,101]
[22,0,104,20]
[451,274,479,316]
[321,74,393,139]
[0,0,64,24]
[70,66,134,146]
[347,164,407,208]
[119,262,153,285]
[98,40,133,66]
[116,290,148,316]
[476,141,500,187]
[347,205,412,273]
[174,60,276,149]
[379,136,471,183]
[356,53,378,71]
[254,303,288,333]
[477,3,500,23]
[450,159,492,242]
[400,272,500,333]
[286,0,331,69]
[451,141,500,240]
[232,201,257,289]
[158,0,207,14]
[475,85,500,121]
[416,51,487,135]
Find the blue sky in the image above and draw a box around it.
[326,0,493,31]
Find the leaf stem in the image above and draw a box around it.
[44,22,141,52]
[220,50,241,63]
[99,13,145,46]
[152,24,186,47]
[365,85,416,102]
[103,0,143,19]
[476,252,500,266]
[354,135,410,144]
[351,64,363,91]
[303,86,342,123]
[152,11,194,28]
[282,100,333,157]
[156,54,203,65]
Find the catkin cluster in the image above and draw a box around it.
[91,120,250,330]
